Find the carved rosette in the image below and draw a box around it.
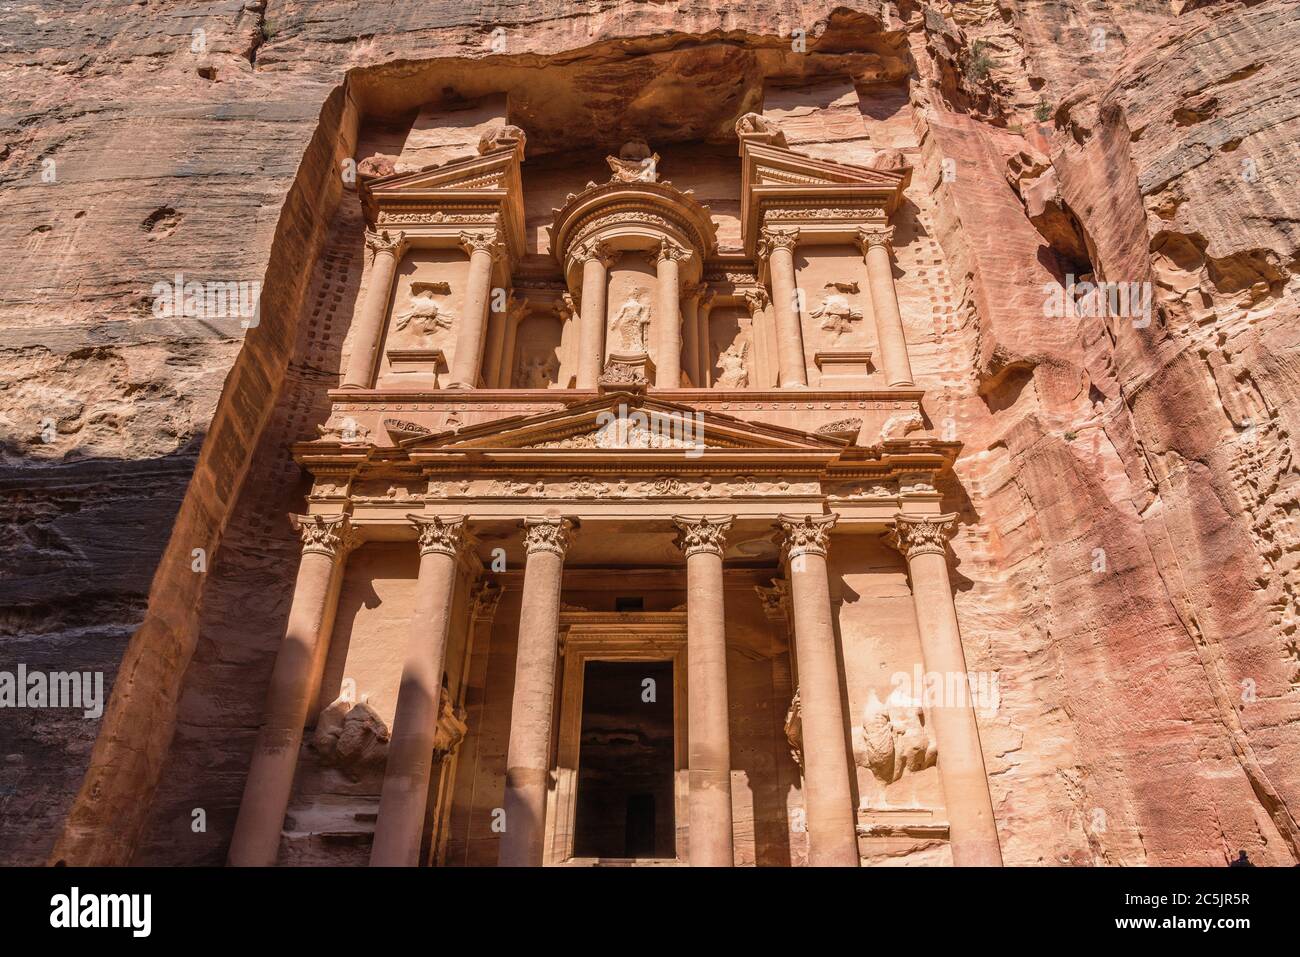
[408,515,467,558]
[756,226,799,262]
[672,515,733,558]
[856,224,895,254]
[364,228,406,259]
[458,229,505,261]
[888,512,957,560]
[777,513,838,561]
[522,517,574,558]
[292,513,356,558]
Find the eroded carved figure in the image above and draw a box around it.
[810,282,863,336]
[716,338,749,388]
[853,689,938,805]
[312,694,391,782]
[611,291,652,351]
[518,353,559,388]
[607,138,660,182]
[395,282,455,337]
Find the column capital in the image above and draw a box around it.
[888,512,957,560]
[364,227,406,259]
[522,516,575,557]
[776,513,838,560]
[408,514,468,558]
[672,514,733,558]
[656,237,692,266]
[738,286,769,315]
[684,281,709,302]
[470,580,504,622]
[458,228,505,261]
[757,226,800,261]
[574,238,619,269]
[856,224,895,254]
[291,513,356,558]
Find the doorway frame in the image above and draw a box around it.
[544,611,688,865]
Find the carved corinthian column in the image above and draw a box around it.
[370,516,467,867]
[777,513,858,866]
[499,517,574,866]
[229,514,355,866]
[655,239,690,388]
[673,515,735,866]
[575,240,616,389]
[447,230,503,389]
[857,226,914,387]
[758,227,808,388]
[889,513,1002,866]
[342,229,405,389]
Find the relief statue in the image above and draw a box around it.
[517,353,559,389]
[716,338,749,388]
[852,689,938,805]
[611,291,651,352]
[810,281,863,336]
[607,138,660,183]
[395,281,455,337]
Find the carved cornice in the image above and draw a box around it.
[364,228,406,259]
[777,513,838,560]
[522,516,574,557]
[292,513,355,558]
[856,224,895,253]
[756,226,799,262]
[672,514,733,558]
[888,512,956,559]
[409,514,467,558]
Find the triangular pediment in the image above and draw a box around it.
[743,141,907,191]
[366,146,519,196]
[403,393,848,455]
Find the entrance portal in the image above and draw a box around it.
[572,660,676,859]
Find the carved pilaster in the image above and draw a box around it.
[522,517,574,557]
[291,513,355,558]
[776,513,838,561]
[887,513,957,560]
[672,515,732,558]
[408,514,467,558]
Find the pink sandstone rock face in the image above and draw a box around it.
[0,0,1296,866]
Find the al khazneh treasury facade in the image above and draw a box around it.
[215,105,1000,869]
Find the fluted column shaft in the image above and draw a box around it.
[655,240,689,388]
[342,230,404,389]
[891,514,1002,866]
[370,516,466,866]
[229,514,353,866]
[760,227,808,387]
[858,226,914,387]
[674,516,734,866]
[779,513,858,866]
[575,243,614,389]
[499,518,573,866]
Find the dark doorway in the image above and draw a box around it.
[573,660,675,859]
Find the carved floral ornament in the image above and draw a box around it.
[856,224,896,252]
[408,514,468,558]
[292,513,357,558]
[672,515,733,558]
[458,229,505,260]
[777,513,838,560]
[364,228,406,258]
[522,516,574,557]
[888,512,957,559]
[756,226,799,260]
[572,238,619,269]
